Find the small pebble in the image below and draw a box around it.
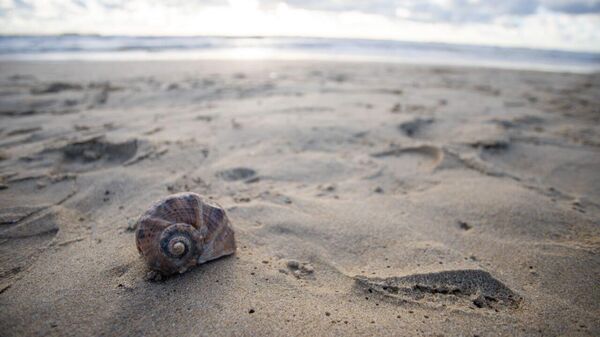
[458,221,472,231]
[126,219,137,232]
[144,271,162,282]
[301,264,314,274]
[287,260,300,269]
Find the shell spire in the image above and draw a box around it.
[135,192,236,275]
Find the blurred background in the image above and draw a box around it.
[1,0,599,71]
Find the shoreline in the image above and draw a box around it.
[2,53,597,74]
[2,35,598,74]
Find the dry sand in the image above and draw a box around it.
[0,60,599,336]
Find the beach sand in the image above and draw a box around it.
[0,60,599,336]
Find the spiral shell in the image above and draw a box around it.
[135,192,236,275]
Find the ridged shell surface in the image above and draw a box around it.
[135,192,236,275]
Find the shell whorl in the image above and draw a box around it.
[159,223,197,258]
[171,241,186,256]
[135,192,236,275]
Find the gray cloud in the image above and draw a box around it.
[544,0,600,14]
[1,0,599,25]
[274,0,600,22]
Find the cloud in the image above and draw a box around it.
[0,0,598,52]
[543,0,600,14]
[2,1,600,23]
[272,0,600,22]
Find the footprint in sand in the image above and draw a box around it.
[355,269,521,310]
[367,145,444,193]
[0,209,61,240]
[216,167,258,183]
[0,205,86,292]
[0,174,76,225]
[0,170,85,290]
[479,140,600,200]
[60,136,138,167]
[37,136,161,172]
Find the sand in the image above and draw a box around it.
[0,60,599,336]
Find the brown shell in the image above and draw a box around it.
[135,192,236,275]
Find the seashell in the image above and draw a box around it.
[135,192,236,275]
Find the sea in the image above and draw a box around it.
[1,35,598,73]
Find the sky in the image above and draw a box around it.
[0,0,599,52]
